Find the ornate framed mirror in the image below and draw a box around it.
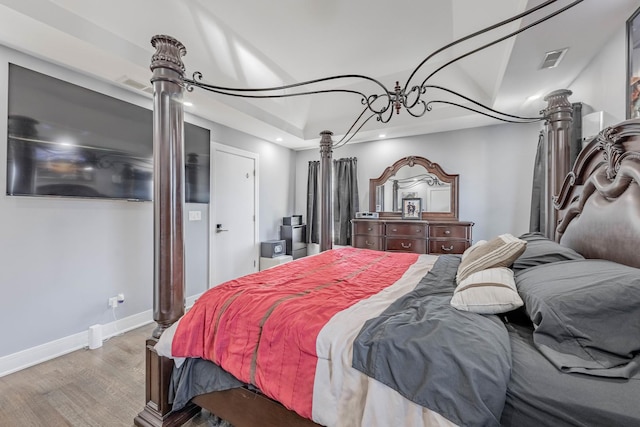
[369,156,459,220]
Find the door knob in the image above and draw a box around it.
[216,224,229,232]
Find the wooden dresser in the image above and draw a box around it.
[352,219,473,255]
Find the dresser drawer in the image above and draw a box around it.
[429,240,469,255]
[353,235,384,251]
[385,223,428,238]
[386,238,427,253]
[353,221,384,236]
[429,224,470,239]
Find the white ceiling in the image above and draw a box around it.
[0,0,637,150]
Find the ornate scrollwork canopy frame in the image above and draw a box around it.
[180,0,583,147]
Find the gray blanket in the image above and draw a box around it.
[352,255,512,427]
[170,357,245,411]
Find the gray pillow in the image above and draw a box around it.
[512,232,584,272]
[516,259,640,378]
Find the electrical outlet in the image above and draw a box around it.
[117,293,125,303]
[108,297,118,308]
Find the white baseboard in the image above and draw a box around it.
[0,292,203,378]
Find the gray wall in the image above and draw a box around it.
[294,121,542,243]
[0,44,295,358]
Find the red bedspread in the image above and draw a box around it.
[171,247,419,418]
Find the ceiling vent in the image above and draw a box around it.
[117,76,153,96]
[540,48,568,69]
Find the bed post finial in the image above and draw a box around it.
[151,35,186,74]
[543,89,573,240]
[319,131,333,252]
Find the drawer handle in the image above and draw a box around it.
[367,227,373,231]
[415,228,422,233]
[391,228,398,232]
[444,230,451,235]
[365,240,375,246]
[441,245,454,252]
[401,242,412,249]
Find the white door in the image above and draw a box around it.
[211,144,258,286]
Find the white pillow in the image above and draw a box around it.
[456,233,527,284]
[451,267,523,314]
[461,239,487,261]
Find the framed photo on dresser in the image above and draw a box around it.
[401,198,421,220]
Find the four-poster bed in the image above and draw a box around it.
[134,90,640,427]
[135,2,640,426]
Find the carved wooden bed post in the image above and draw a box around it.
[543,89,573,240]
[319,130,333,252]
[135,35,199,427]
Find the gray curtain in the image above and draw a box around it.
[570,102,583,167]
[333,157,359,245]
[306,161,320,244]
[529,131,546,234]
[530,102,583,234]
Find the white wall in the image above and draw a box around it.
[0,44,296,365]
[295,121,542,243]
[569,26,628,126]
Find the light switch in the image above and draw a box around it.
[188,210,202,221]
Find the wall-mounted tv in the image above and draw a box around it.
[6,64,210,203]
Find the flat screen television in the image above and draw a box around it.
[6,64,210,203]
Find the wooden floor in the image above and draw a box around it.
[0,323,214,427]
